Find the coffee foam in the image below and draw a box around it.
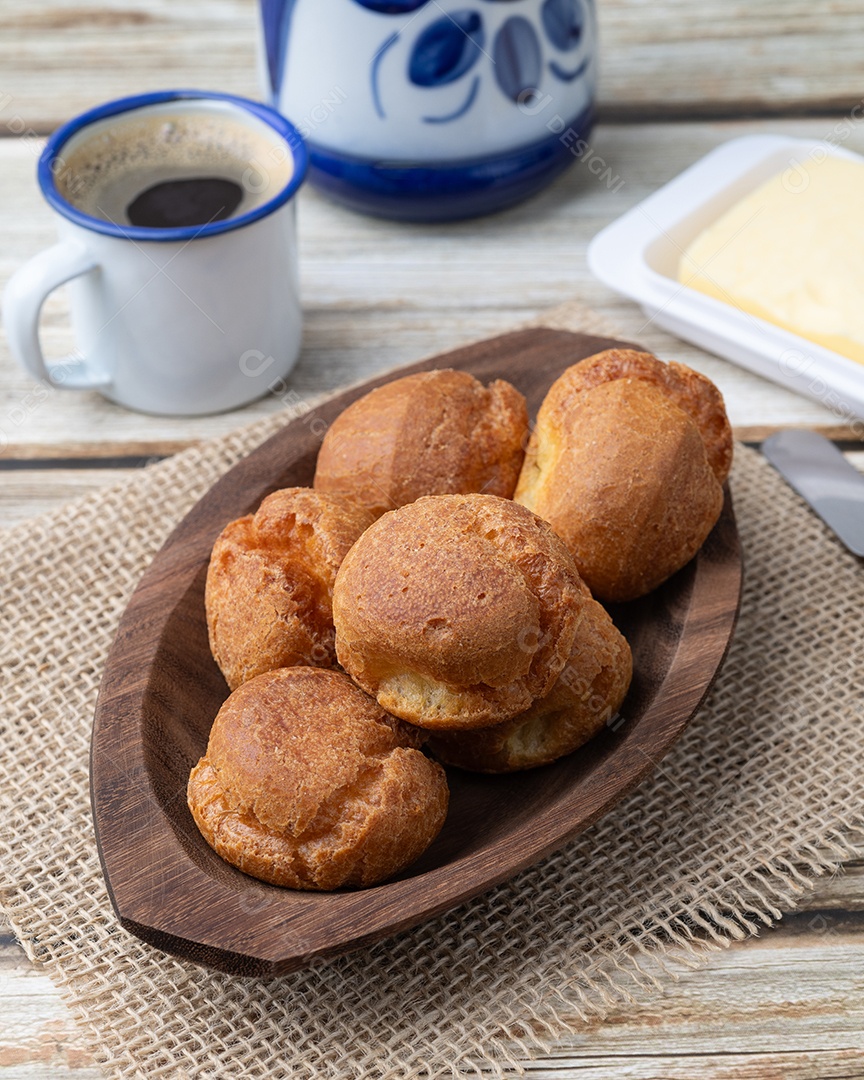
[55,108,295,227]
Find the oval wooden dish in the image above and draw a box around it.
[92,328,743,977]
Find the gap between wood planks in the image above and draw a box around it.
[7,104,864,138]
[0,426,862,466]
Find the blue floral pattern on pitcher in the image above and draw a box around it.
[260,0,596,220]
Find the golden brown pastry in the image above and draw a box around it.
[333,493,589,731]
[205,488,374,690]
[515,378,724,602]
[537,349,733,483]
[427,594,632,772]
[313,368,528,518]
[187,667,449,890]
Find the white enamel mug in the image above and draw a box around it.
[2,91,308,416]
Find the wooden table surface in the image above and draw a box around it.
[2,2,864,1077]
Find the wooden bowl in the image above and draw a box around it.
[91,328,742,976]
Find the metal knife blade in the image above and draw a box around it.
[762,430,864,557]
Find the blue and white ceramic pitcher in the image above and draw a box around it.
[260,0,596,221]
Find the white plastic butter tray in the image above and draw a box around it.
[587,134,864,425]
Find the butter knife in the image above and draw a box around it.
[762,430,864,557]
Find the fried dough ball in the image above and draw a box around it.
[313,368,528,518]
[187,668,449,890]
[515,378,724,601]
[205,488,374,690]
[333,493,589,730]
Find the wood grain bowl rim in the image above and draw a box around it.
[91,329,743,977]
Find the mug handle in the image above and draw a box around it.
[2,239,111,389]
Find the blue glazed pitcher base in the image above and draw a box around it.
[306,107,595,223]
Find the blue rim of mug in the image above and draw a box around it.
[38,90,309,242]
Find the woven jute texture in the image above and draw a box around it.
[1,300,863,1079]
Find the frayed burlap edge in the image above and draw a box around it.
[1,299,863,1079]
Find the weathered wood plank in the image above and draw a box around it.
[523,1052,864,1079]
[0,925,99,1076]
[2,0,864,130]
[3,117,864,459]
[600,0,864,119]
[523,930,864,1068]
[0,0,261,136]
[0,469,140,527]
[2,911,863,1078]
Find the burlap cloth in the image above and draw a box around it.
[1,300,863,1079]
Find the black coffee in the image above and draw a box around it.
[55,111,294,230]
[126,177,244,229]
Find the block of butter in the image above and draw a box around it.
[678,156,864,365]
